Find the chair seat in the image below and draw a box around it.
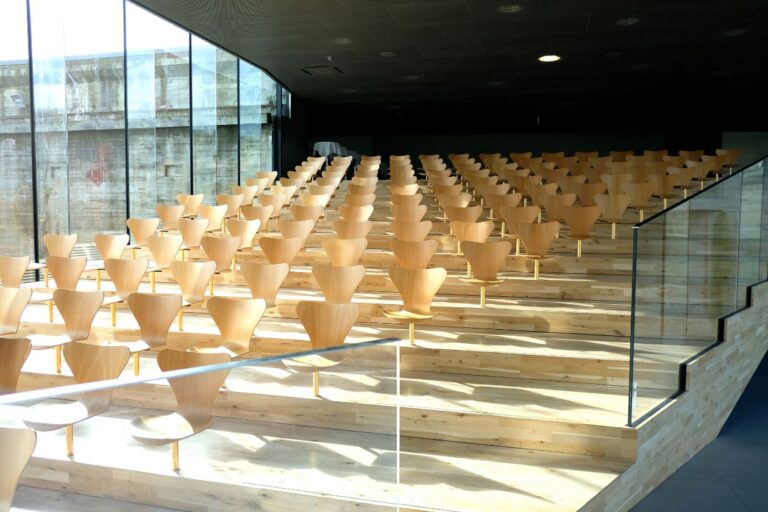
[28,333,76,350]
[101,294,123,306]
[30,291,53,304]
[188,344,240,358]
[283,353,344,371]
[27,262,46,271]
[24,401,93,431]
[131,412,211,446]
[100,339,151,353]
[85,261,105,272]
[383,309,437,322]
[147,265,168,273]
[460,278,503,287]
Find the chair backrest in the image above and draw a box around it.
[344,193,375,207]
[127,292,182,347]
[339,205,374,222]
[540,193,576,221]
[156,204,185,230]
[391,220,432,242]
[390,183,419,195]
[245,176,270,191]
[226,219,260,249]
[43,233,77,257]
[486,192,522,212]
[443,205,482,223]
[170,260,216,304]
[0,256,30,288]
[207,296,267,355]
[259,236,303,265]
[177,218,209,248]
[290,204,324,223]
[461,241,512,281]
[0,427,36,510]
[232,185,259,205]
[176,193,204,216]
[390,239,439,269]
[104,258,149,300]
[46,255,87,290]
[254,170,278,188]
[390,193,423,209]
[391,204,427,223]
[560,205,602,238]
[389,266,447,316]
[515,221,561,257]
[321,237,367,266]
[437,193,472,208]
[312,264,365,304]
[299,191,331,207]
[0,338,31,394]
[499,206,541,232]
[334,220,373,240]
[201,235,241,272]
[278,219,315,241]
[216,194,245,217]
[157,349,231,426]
[54,289,104,340]
[240,205,274,230]
[452,220,495,244]
[93,233,129,261]
[126,218,159,245]
[147,233,183,269]
[199,204,228,231]
[0,287,32,336]
[348,183,377,195]
[64,341,130,414]
[625,182,654,207]
[601,173,633,195]
[574,182,607,206]
[239,261,289,306]
[593,193,631,221]
[297,301,359,349]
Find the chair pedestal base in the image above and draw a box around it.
[150,272,156,293]
[110,304,116,327]
[383,310,436,346]
[172,440,179,471]
[313,369,320,397]
[133,353,140,376]
[66,424,73,456]
[55,345,62,373]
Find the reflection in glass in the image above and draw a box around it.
[239,61,276,178]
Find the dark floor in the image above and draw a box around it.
[632,352,768,512]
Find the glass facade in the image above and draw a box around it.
[0,0,281,259]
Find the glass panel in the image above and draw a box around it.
[191,36,237,201]
[0,0,34,257]
[239,61,276,177]
[31,0,126,255]
[126,2,190,218]
[738,161,766,301]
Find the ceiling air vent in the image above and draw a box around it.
[302,65,344,76]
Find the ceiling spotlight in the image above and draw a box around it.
[404,74,420,81]
[497,4,522,14]
[333,37,352,45]
[722,28,746,37]
[380,51,398,58]
[616,17,640,26]
[538,54,560,63]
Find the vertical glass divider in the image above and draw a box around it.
[122,0,130,222]
[236,59,241,186]
[188,32,194,194]
[628,226,639,426]
[25,0,40,266]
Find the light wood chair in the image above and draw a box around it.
[233,184,259,205]
[390,203,427,223]
[92,233,130,290]
[216,194,245,222]
[601,174,633,195]
[625,182,655,221]
[390,183,420,196]
[390,239,438,269]
[126,218,159,258]
[44,255,87,322]
[649,173,679,209]
[460,240,512,307]
[147,234,183,292]
[0,427,36,510]
[157,204,185,232]
[334,220,373,240]
[290,204,324,223]
[560,205,602,259]
[321,237,367,266]
[170,260,216,331]
[340,205,374,222]
[239,261,289,307]
[254,170,278,188]
[278,219,315,242]
[122,292,181,374]
[176,193,204,217]
[0,287,32,336]
[258,192,288,226]
[348,183,377,195]
[103,258,149,327]
[557,174,587,195]
[441,206,483,234]
[259,236,304,265]
[668,167,697,199]
[284,301,359,396]
[0,256,31,288]
[199,204,228,232]
[43,233,77,257]
[390,193,423,209]
[201,235,241,295]
[573,182,607,207]
[594,193,631,239]
[226,219,260,250]
[245,177,270,193]
[24,342,129,456]
[241,204,274,232]
[299,191,331,208]
[177,218,209,260]
[312,263,365,304]
[432,183,463,197]
[540,192,577,223]
[451,220,495,257]
[201,296,267,356]
[28,289,103,373]
[384,266,446,345]
[391,220,432,242]
[436,193,472,209]
[131,349,231,471]
[308,183,335,196]
[485,192,522,222]
[515,221,561,279]
[345,193,375,207]
[0,337,31,394]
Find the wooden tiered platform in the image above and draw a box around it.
[7,176,763,512]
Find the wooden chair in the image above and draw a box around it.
[103,258,149,327]
[390,193,423,209]
[126,218,159,257]
[199,204,228,232]
[0,427,36,511]
[486,192,522,222]
[216,194,245,222]
[347,182,375,195]
[24,342,129,456]
[299,191,331,208]
[170,260,216,331]
[258,192,288,226]
[290,204,324,223]
[515,221,561,279]
[390,204,427,223]
[226,219,260,250]
[390,183,420,196]
[321,237,367,266]
[233,184,259,205]
[284,301,359,396]
[560,205,602,259]
[254,170,278,188]
[121,292,181,374]
[176,193,204,217]
[460,240,512,307]
[625,182,655,221]
[240,261,289,307]
[147,234,183,292]
[390,239,438,269]
[432,184,463,197]
[437,193,472,209]
[384,266,446,345]
[308,183,335,196]
[0,256,30,288]
[649,174,679,209]
[451,220,495,257]
[0,337,31,394]
[573,182,607,207]
[312,263,365,304]
[668,167,697,199]
[43,233,77,257]
[601,174,633,195]
[391,220,432,242]
[0,287,32,336]
[44,255,87,322]
[92,233,130,290]
[594,193,631,239]
[334,220,373,240]
[241,204,274,233]
[345,193,375,207]
[131,349,231,471]
[340,205,374,222]
[177,218,209,260]
[156,204,185,231]
[199,296,267,356]
[557,174,587,195]
[28,289,103,373]
[201,235,241,295]
[278,219,315,242]
[259,236,304,265]
[440,206,483,231]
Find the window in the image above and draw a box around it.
[239,61,277,177]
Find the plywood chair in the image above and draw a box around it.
[594,193,631,239]
[0,427,36,511]
[259,236,303,265]
[170,260,216,331]
[390,183,420,195]
[122,292,181,374]
[601,174,633,195]
[308,183,335,196]
[441,206,483,234]
[0,255,30,288]
[391,203,427,223]
[176,193,204,217]
[0,337,31,394]
[201,235,241,295]
[345,193,375,207]
[390,239,438,269]
[44,255,87,322]
[233,184,259,205]
[649,173,679,209]
[334,220,373,240]
[43,233,77,257]
[391,220,432,242]
[460,240,512,307]
[28,289,103,373]
[560,205,601,259]
[226,219,260,250]
[199,204,228,232]
[290,204,324,223]
[254,170,278,188]
[258,192,288,225]
[284,301,359,396]
[437,193,472,209]
[239,261,289,307]
[157,204,185,232]
[245,176,270,192]
[126,218,159,258]
[147,234,183,292]
[103,257,149,327]
[626,182,655,221]
[216,194,245,223]
[321,237,367,266]
[24,342,129,456]
[92,233,130,290]
[557,174,587,195]
[432,184,463,197]
[340,205,374,222]
[668,167,697,199]
[312,263,365,304]
[573,182,607,207]
[200,296,267,356]
[278,219,315,242]
[486,192,522,223]
[515,221,561,279]
[131,349,231,471]
[0,287,31,336]
[540,193,577,222]
[390,193,423,209]
[280,177,304,190]
[241,204,274,232]
[451,220,495,258]
[177,218,209,260]
[384,266,446,345]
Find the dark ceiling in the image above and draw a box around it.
[134,0,768,131]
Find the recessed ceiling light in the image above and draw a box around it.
[497,4,523,14]
[538,54,560,63]
[616,17,640,26]
[380,51,398,58]
[404,74,420,81]
[333,37,352,45]
[604,51,623,59]
[722,28,746,37]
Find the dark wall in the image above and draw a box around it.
[280,93,311,172]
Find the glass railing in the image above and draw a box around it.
[0,338,400,510]
[628,156,768,426]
